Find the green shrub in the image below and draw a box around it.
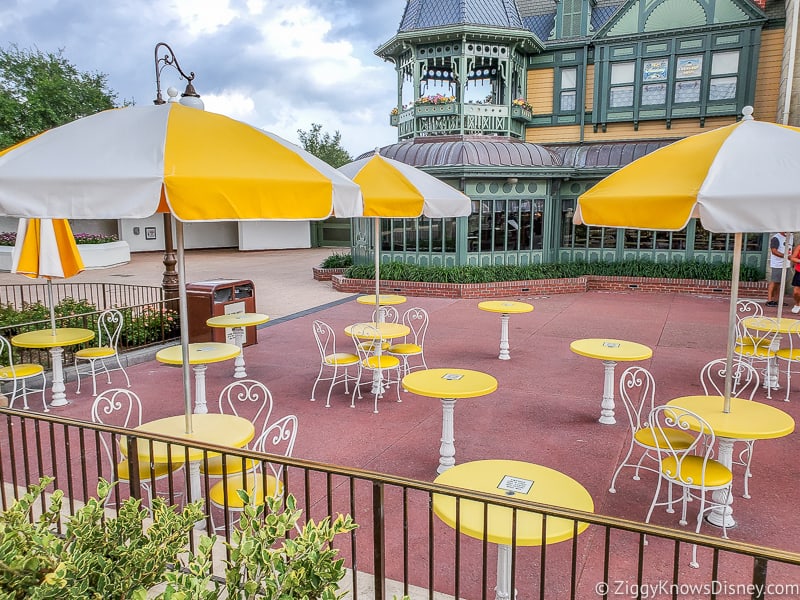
[0,479,357,600]
[320,252,353,269]
[119,305,180,346]
[0,477,204,599]
[345,258,763,283]
[0,232,118,246]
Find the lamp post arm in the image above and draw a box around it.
[153,42,197,105]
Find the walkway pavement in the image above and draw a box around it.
[4,248,800,595]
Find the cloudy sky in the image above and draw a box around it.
[0,0,408,157]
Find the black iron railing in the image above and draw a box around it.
[1,408,799,600]
[0,282,163,311]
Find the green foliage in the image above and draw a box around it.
[0,297,96,329]
[0,45,120,150]
[163,493,357,600]
[0,477,204,599]
[346,258,763,283]
[320,252,353,269]
[0,232,118,246]
[297,123,352,168]
[119,305,180,346]
[1,480,357,600]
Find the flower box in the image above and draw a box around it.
[511,106,534,122]
[415,103,460,117]
[0,240,130,272]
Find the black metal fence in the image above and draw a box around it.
[1,408,799,600]
[0,282,178,370]
[0,282,163,311]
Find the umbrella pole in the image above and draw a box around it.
[47,280,56,335]
[777,233,793,322]
[176,221,193,434]
[723,233,743,413]
[374,218,382,321]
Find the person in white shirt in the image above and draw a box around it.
[766,232,788,307]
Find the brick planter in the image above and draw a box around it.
[329,274,767,299]
[312,266,347,281]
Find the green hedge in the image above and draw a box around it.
[344,259,763,284]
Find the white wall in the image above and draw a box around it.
[238,221,311,250]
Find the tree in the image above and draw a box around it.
[297,123,352,167]
[0,45,119,150]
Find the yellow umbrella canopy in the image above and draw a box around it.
[0,103,364,432]
[339,153,471,304]
[11,218,85,333]
[576,107,800,410]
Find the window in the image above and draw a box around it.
[709,50,739,101]
[560,67,577,111]
[468,198,542,252]
[609,62,635,107]
[641,58,668,105]
[674,55,703,103]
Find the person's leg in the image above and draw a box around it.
[767,268,783,305]
[792,272,800,313]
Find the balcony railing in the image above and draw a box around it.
[1,408,799,600]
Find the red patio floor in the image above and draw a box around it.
[24,289,800,594]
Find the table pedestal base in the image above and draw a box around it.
[599,360,617,425]
[498,314,512,360]
[706,437,736,528]
[232,327,247,379]
[437,398,457,474]
[193,365,208,414]
[49,346,68,407]
[187,461,206,530]
[495,543,514,600]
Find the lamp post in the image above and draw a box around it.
[153,42,204,304]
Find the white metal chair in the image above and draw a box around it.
[90,388,184,509]
[776,319,800,403]
[310,319,361,408]
[699,358,760,498]
[388,307,429,377]
[0,334,47,412]
[75,309,130,396]
[734,314,778,399]
[201,379,274,479]
[208,413,298,534]
[352,323,402,413]
[645,405,732,568]
[371,305,400,324]
[609,366,693,493]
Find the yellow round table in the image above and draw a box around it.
[206,312,269,379]
[11,328,95,407]
[156,342,241,414]
[478,301,533,360]
[569,338,653,425]
[344,321,410,340]
[357,294,407,306]
[402,368,498,474]
[433,460,593,600]
[666,395,794,528]
[357,295,408,323]
[127,413,255,530]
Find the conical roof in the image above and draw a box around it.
[399,0,524,32]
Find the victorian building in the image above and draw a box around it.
[347,0,797,273]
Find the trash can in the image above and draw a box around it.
[186,279,257,345]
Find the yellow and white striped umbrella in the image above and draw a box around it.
[339,153,471,304]
[0,103,364,431]
[576,107,800,411]
[11,218,85,333]
[576,108,800,232]
[0,103,362,221]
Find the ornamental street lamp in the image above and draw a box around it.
[153,42,203,303]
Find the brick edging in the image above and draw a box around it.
[312,266,347,281]
[326,273,767,299]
